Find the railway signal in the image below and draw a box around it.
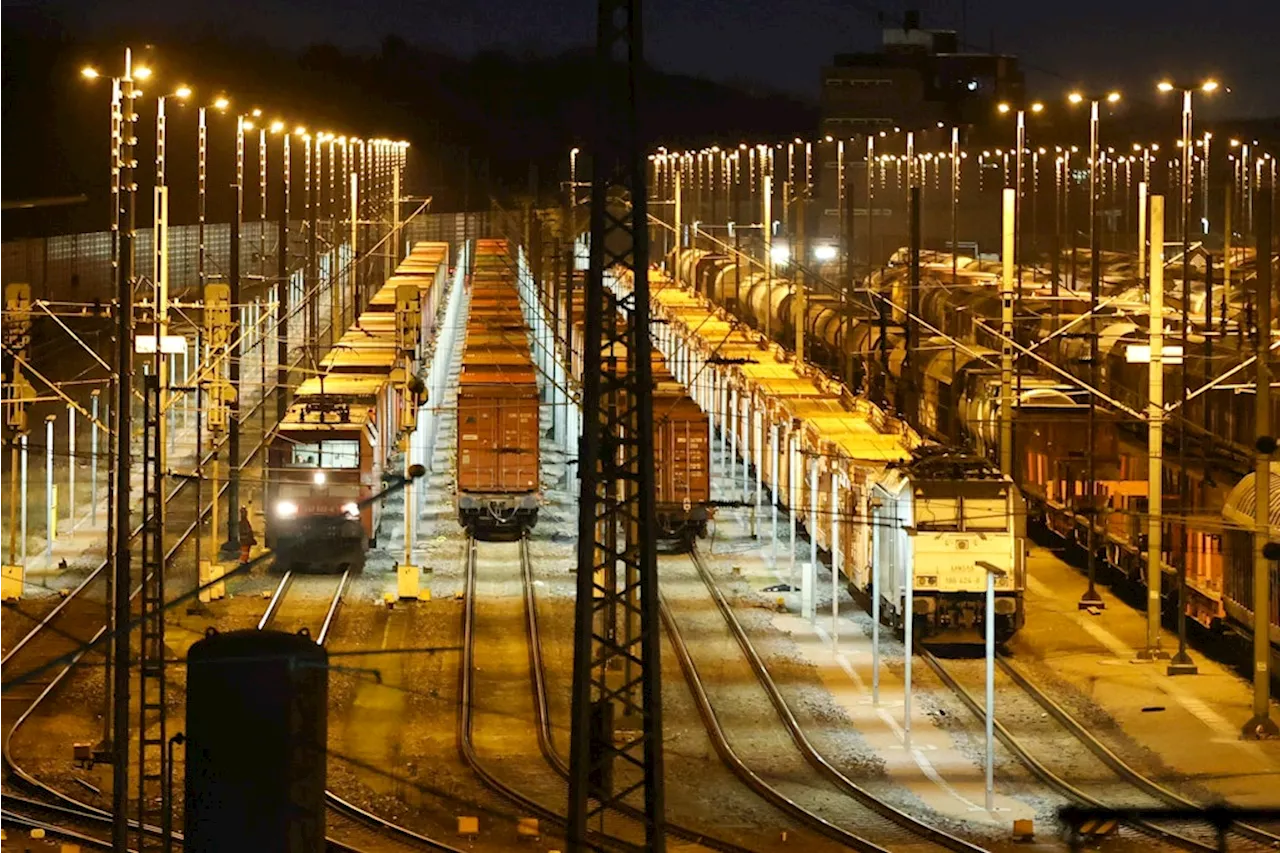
[4,283,34,601]
[395,284,421,360]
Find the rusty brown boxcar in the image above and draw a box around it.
[456,240,541,534]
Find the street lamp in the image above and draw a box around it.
[80,54,144,841]
[1157,77,1219,675]
[1066,89,1121,613]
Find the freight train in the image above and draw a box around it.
[666,245,1277,655]
[564,283,713,546]
[455,239,541,536]
[264,242,449,571]
[617,266,1027,643]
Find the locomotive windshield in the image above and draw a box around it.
[289,440,360,469]
[915,493,1008,532]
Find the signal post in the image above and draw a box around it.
[200,282,233,603]
[3,283,33,600]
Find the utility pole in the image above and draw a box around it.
[223,117,246,556]
[762,174,772,342]
[1140,194,1169,661]
[1000,188,1015,477]
[794,186,806,366]
[277,130,291,425]
[567,0,665,845]
[111,46,138,853]
[1243,183,1278,738]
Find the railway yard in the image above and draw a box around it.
[3,223,1277,853]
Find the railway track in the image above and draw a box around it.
[251,568,469,853]
[2,385,280,816]
[517,535,762,852]
[257,569,351,641]
[461,534,646,852]
[3,403,460,852]
[0,384,280,845]
[922,649,1278,852]
[686,545,992,852]
[660,550,965,853]
[996,655,1280,849]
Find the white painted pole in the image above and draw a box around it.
[985,566,996,811]
[730,386,739,493]
[872,495,880,706]
[1000,187,1016,477]
[91,391,99,525]
[747,399,757,532]
[740,393,749,503]
[808,458,818,621]
[1138,180,1148,283]
[68,404,76,527]
[831,473,840,648]
[1145,194,1166,658]
[770,423,779,566]
[21,434,28,567]
[789,428,798,585]
[904,514,914,747]
[45,415,54,562]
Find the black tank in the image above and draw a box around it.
[184,628,327,853]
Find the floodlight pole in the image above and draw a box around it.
[1139,195,1169,661]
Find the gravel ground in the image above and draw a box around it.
[697,446,1188,851]
[662,548,942,853]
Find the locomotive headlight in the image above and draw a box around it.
[275,500,298,519]
[313,470,327,485]
[812,244,838,262]
[342,502,360,519]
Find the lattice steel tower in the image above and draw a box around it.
[566,0,665,847]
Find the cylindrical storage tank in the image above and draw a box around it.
[185,628,328,853]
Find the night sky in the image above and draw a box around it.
[26,0,1278,119]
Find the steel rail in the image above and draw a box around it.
[256,570,295,630]
[657,587,891,853]
[518,536,758,853]
[460,535,640,853]
[688,545,990,853]
[919,649,1218,852]
[996,655,1280,848]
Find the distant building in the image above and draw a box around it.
[813,10,1025,262]
[820,10,1023,136]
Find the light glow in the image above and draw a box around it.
[175,85,192,99]
[133,66,153,80]
[312,470,327,485]
[1158,81,1175,92]
[81,66,100,80]
[1068,92,1083,104]
[1201,80,1219,92]
[770,245,791,265]
[1107,91,1121,103]
[270,120,285,134]
[213,96,230,110]
[275,500,298,519]
[997,102,1011,114]
[813,244,838,262]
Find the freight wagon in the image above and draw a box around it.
[455,239,541,535]
[565,286,713,546]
